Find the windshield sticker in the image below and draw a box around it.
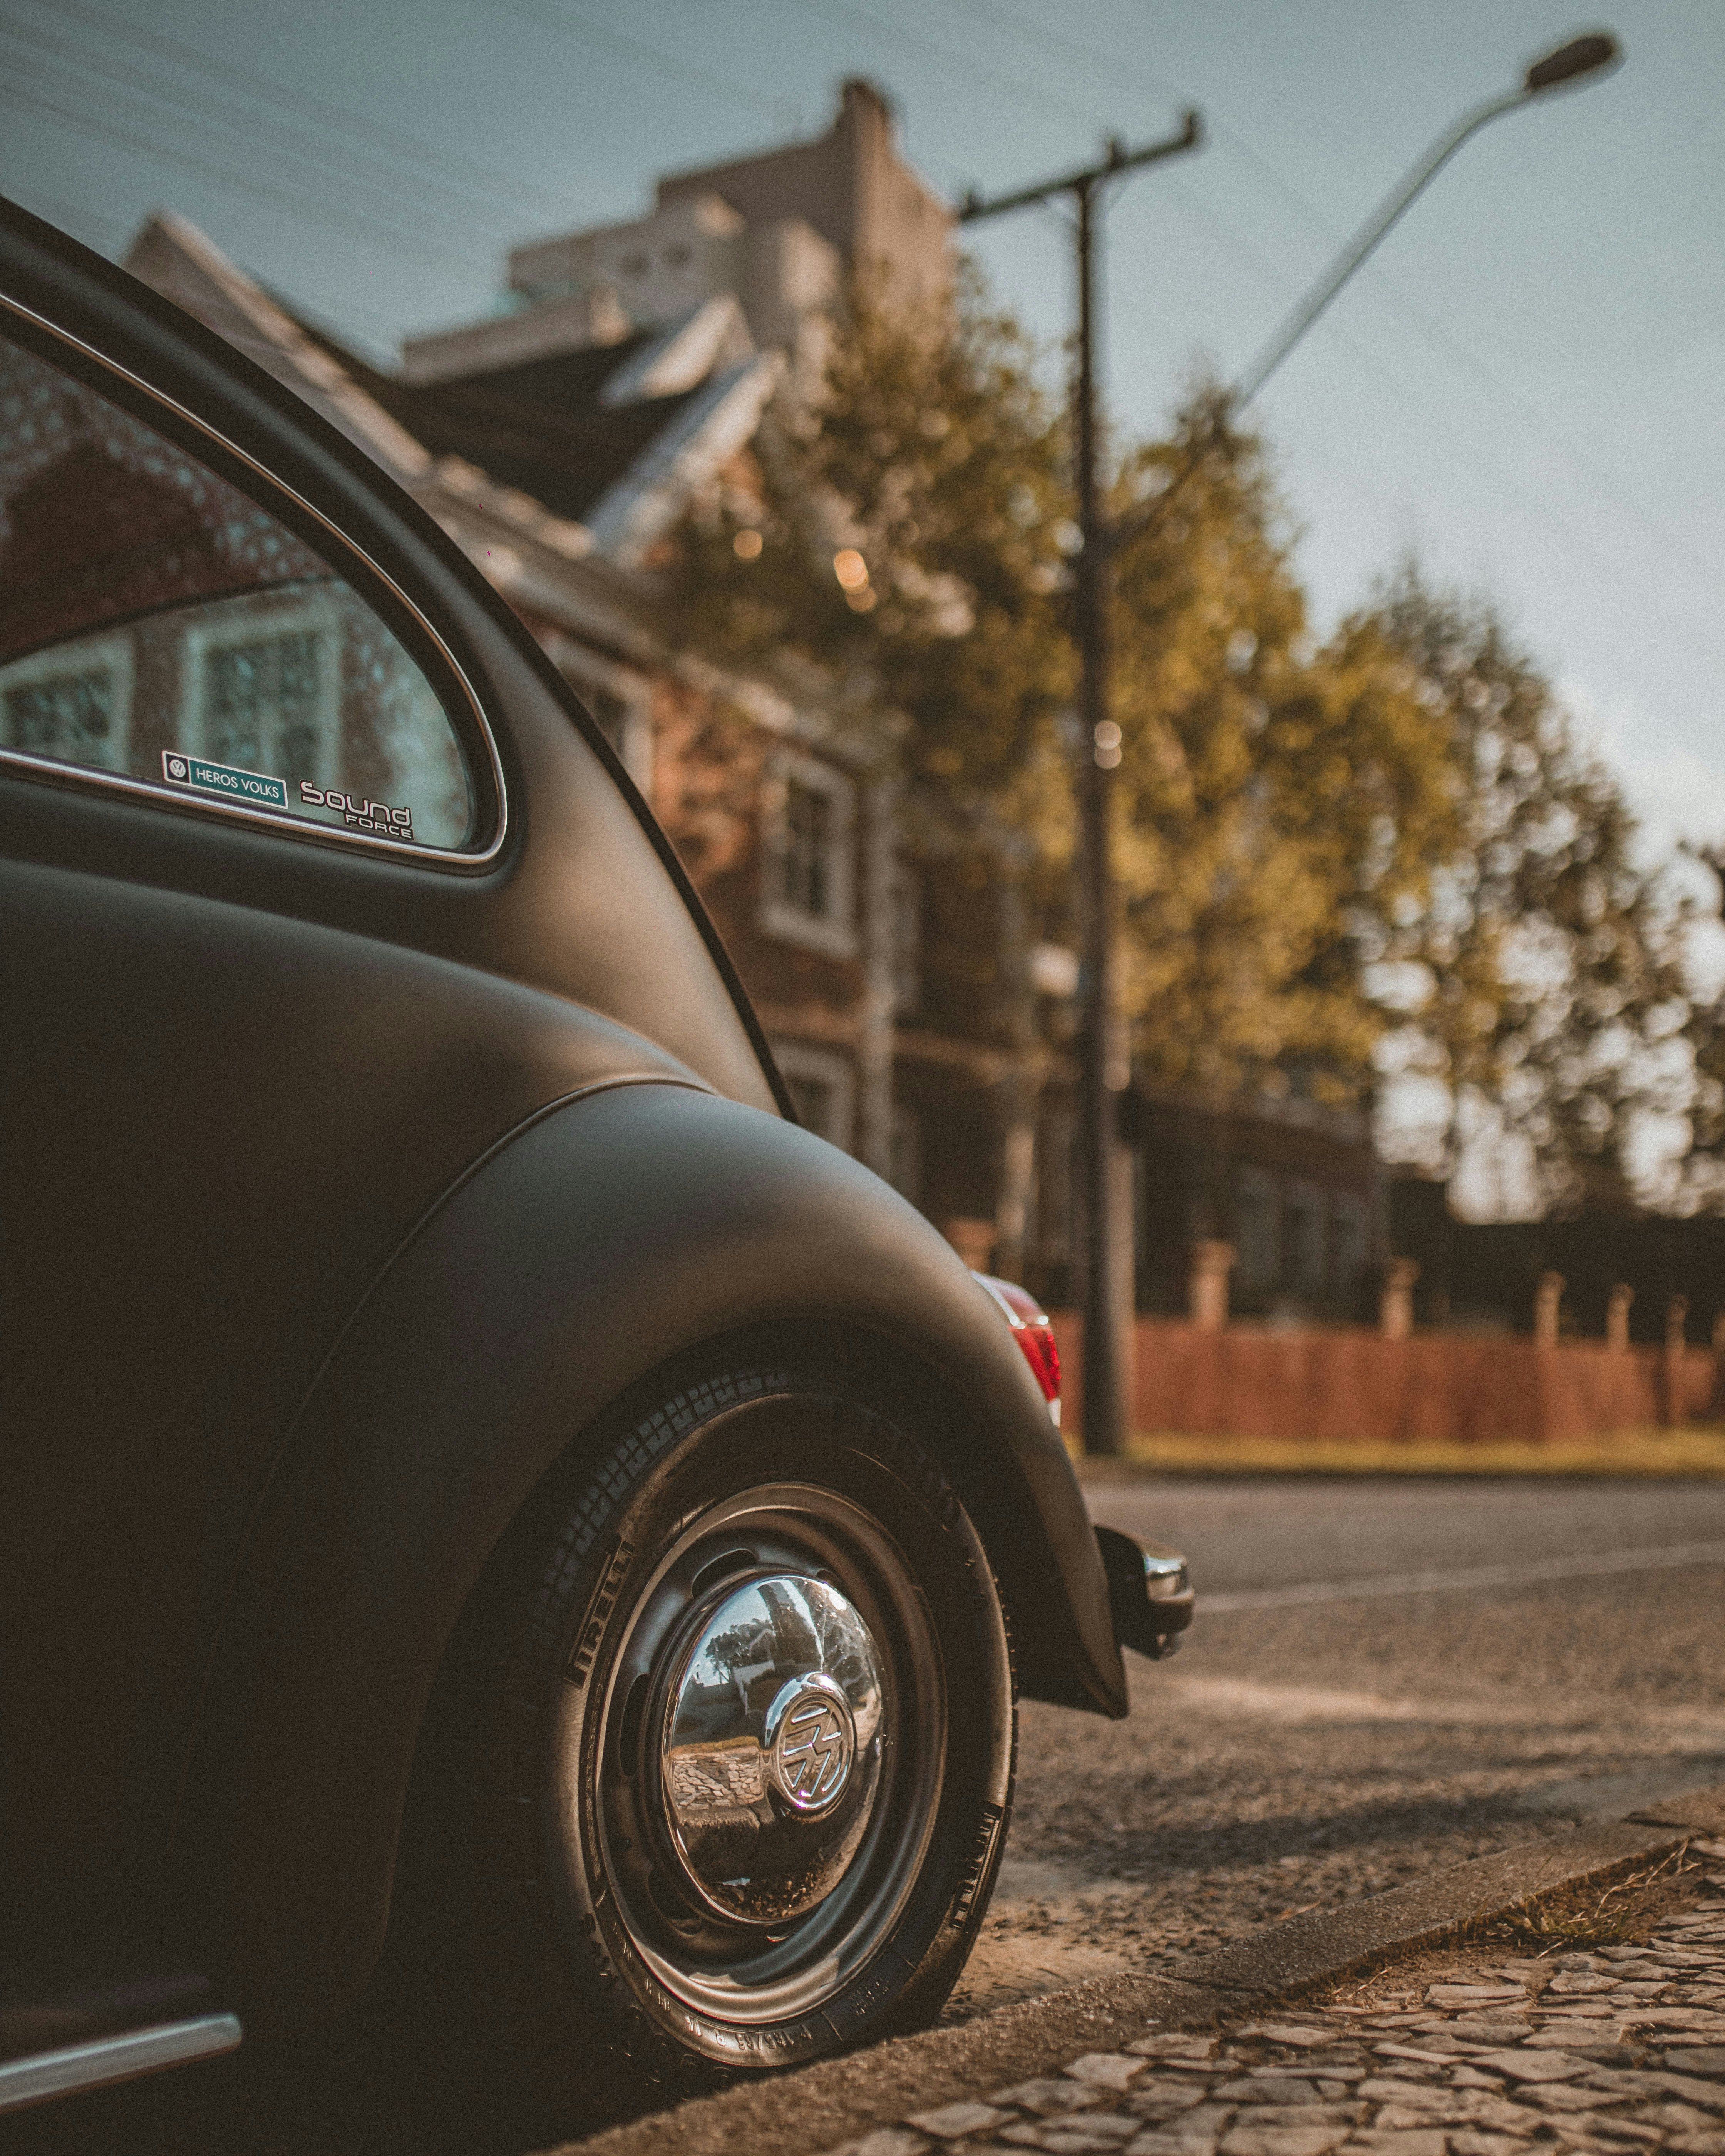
[299,783,415,837]
[162,751,288,810]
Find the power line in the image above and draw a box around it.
[260,282,424,358]
[926,0,1723,594]
[2,181,123,251]
[776,0,1725,689]
[1092,214,1715,717]
[774,0,1106,135]
[0,17,520,254]
[1120,166,1725,689]
[8,0,572,221]
[488,0,803,131]
[0,77,496,285]
[931,0,1188,112]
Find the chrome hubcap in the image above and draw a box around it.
[655,1574,885,1925]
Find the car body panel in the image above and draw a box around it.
[0,194,1127,2049]
[188,1079,1124,2034]
[0,843,717,1948]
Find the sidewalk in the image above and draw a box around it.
[833,1881,1725,2156]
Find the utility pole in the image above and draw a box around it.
[955,28,1619,1454]
[960,112,1202,1454]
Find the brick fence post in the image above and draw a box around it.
[1188,1241,1236,1332]
[1534,1270,1564,1351]
[1711,1309,1725,1419]
[1606,1283,1633,1353]
[1379,1258,1419,1341]
[1663,1292,1690,1426]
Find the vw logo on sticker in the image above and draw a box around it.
[166,756,188,780]
[764,1672,856,1815]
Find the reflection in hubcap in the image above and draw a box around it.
[657,1575,884,1925]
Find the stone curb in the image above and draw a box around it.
[543,1783,1725,2156]
[1166,1819,1681,2001]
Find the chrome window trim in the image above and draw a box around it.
[0,292,509,874]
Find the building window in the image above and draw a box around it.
[0,326,477,850]
[1234,1165,1279,1292]
[783,779,832,916]
[183,593,340,788]
[590,684,629,750]
[1037,1105,1075,1264]
[201,626,329,783]
[1283,1180,1326,1298]
[0,633,133,773]
[788,1070,833,1132]
[1331,1190,1367,1299]
[771,1040,856,1150]
[759,749,856,959]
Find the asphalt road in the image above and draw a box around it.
[946,1471,1725,2022]
[14,1473,1725,2155]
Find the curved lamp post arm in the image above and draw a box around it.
[1235,31,1621,406]
[1109,28,1622,552]
[1234,87,1525,405]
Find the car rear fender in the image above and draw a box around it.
[185,1078,1124,2036]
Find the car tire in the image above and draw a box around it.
[404,1356,1016,2115]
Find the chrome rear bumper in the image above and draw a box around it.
[1094,1527,1196,1660]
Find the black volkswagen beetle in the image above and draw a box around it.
[0,198,1192,2120]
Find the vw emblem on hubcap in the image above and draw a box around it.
[764,1671,856,1816]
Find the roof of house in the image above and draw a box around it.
[122,213,779,573]
[290,318,698,528]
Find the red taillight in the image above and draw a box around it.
[1014,1320,1062,1406]
[973,1270,1062,1424]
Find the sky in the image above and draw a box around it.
[3,0,1722,878]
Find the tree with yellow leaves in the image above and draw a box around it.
[669,281,1687,1203]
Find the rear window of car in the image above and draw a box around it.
[0,320,478,850]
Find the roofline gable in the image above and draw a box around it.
[585,350,783,568]
[122,210,432,481]
[598,292,755,408]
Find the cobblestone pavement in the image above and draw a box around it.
[946,1478,1725,2019]
[835,1866,1725,2156]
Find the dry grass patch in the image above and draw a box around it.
[1316,1846,1714,2010]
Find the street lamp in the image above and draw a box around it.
[959,29,1620,1457]
[1237,31,1622,403]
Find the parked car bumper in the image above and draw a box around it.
[1094,1527,1196,1660]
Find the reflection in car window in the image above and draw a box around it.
[0,325,475,847]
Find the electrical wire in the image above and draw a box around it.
[0,16,519,253]
[772,0,1725,691]
[927,0,1723,594]
[2,181,123,251]
[4,0,1707,706]
[776,0,1108,134]
[0,76,496,286]
[487,0,803,131]
[1,0,817,328]
[7,0,572,221]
